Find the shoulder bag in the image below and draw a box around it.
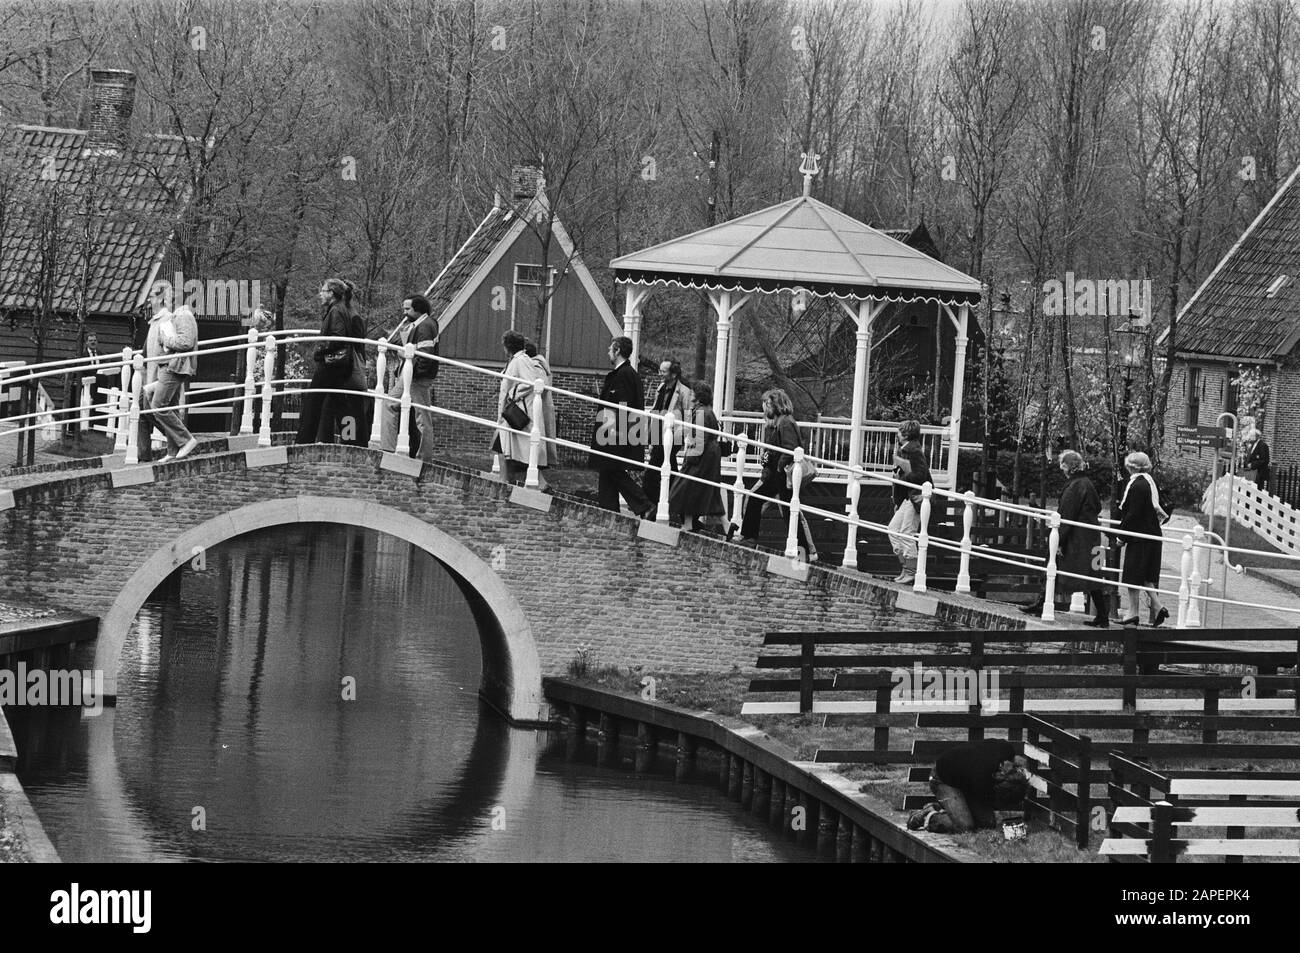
[502,385,531,431]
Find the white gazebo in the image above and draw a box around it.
[610,155,982,499]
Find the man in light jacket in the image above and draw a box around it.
[137,284,199,463]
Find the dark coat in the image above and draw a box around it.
[1056,474,1102,594]
[1245,438,1270,486]
[1118,473,1164,585]
[588,360,645,471]
[892,439,932,509]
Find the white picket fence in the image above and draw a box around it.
[1203,473,1300,556]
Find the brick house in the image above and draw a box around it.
[0,69,194,416]
[422,166,624,459]
[1158,160,1300,478]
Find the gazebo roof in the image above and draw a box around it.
[611,194,981,306]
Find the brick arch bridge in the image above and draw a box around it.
[0,445,1027,723]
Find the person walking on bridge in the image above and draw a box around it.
[495,330,539,485]
[1117,451,1169,627]
[735,388,818,563]
[137,283,199,464]
[296,277,367,446]
[887,420,929,584]
[380,293,439,462]
[643,358,692,507]
[588,336,654,518]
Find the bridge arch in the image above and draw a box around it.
[96,496,545,723]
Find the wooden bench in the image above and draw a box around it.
[1103,754,1300,862]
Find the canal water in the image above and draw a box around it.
[12,524,814,862]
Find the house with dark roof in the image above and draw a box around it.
[1158,160,1300,475]
[0,69,193,410]
[421,165,623,456]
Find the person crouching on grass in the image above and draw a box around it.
[910,739,1030,834]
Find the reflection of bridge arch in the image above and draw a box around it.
[95,496,544,723]
[84,700,540,861]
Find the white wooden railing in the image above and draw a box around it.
[1204,473,1300,556]
[721,412,954,486]
[4,330,1300,629]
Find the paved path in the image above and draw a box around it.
[1162,513,1299,637]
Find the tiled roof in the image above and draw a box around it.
[424,202,522,322]
[1173,162,1300,361]
[0,125,190,317]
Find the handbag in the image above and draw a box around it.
[502,387,530,431]
[784,455,817,489]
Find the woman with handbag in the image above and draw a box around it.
[296,277,366,445]
[734,388,818,563]
[888,419,929,584]
[494,330,538,484]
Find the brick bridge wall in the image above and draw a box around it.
[0,444,1026,720]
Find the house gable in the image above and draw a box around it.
[425,194,620,371]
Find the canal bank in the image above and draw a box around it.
[2,604,99,862]
[544,676,979,863]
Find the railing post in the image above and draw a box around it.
[914,482,933,592]
[114,347,132,453]
[656,410,674,521]
[396,342,414,455]
[956,489,974,593]
[842,468,861,569]
[79,375,95,432]
[369,345,387,448]
[1176,534,1192,629]
[1187,524,1204,628]
[1150,800,1175,863]
[1040,513,1060,622]
[124,353,144,465]
[785,446,807,561]
[258,334,276,447]
[526,387,545,488]
[729,435,747,529]
[239,328,258,436]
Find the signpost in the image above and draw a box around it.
[1175,424,1228,450]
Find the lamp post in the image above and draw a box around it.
[1115,315,1147,488]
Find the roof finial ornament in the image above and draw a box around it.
[799,151,821,197]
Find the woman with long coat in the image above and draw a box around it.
[524,339,556,489]
[1055,450,1108,627]
[1117,451,1169,627]
[296,277,367,446]
[495,330,539,484]
[669,381,725,532]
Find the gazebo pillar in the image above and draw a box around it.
[708,290,749,419]
[841,299,883,569]
[725,317,741,413]
[947,303,970,490]
[622,285,650,368]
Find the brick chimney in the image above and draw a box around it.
[510,165,545,200]
[84,69,136,154]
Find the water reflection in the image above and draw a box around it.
[12,524,813,862]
